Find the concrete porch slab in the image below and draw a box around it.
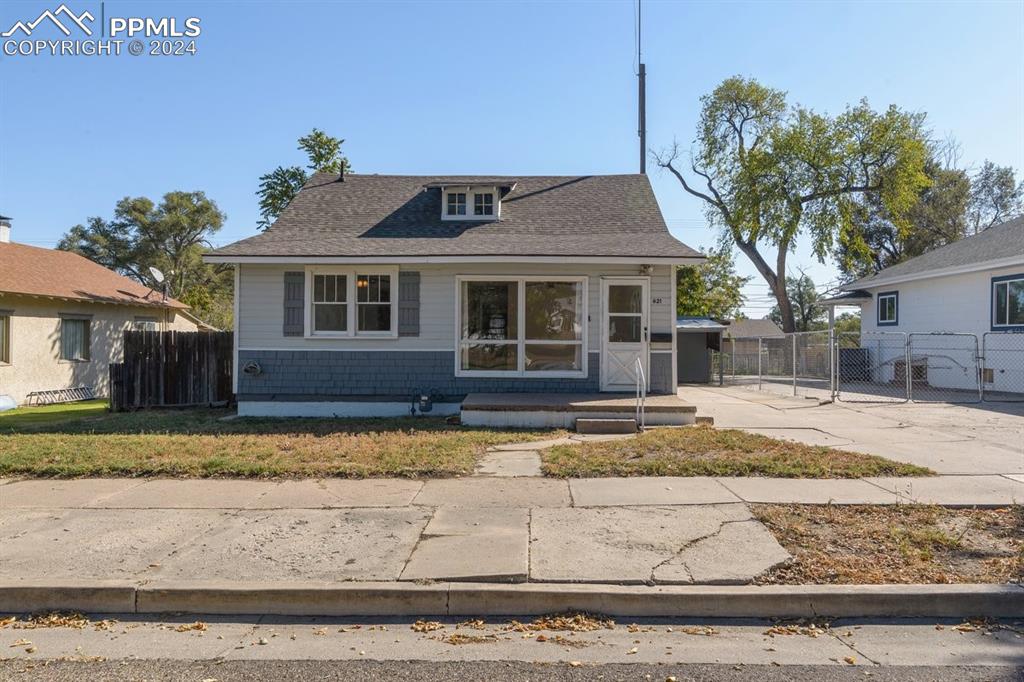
[462,392,696,413]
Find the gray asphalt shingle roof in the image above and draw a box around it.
[723,319,785,339]
[209,173,701,260]
[845,216,1024,289]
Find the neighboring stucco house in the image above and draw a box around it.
[833,216,1024,394]
[205,173,704,420]
[0,219,200,405]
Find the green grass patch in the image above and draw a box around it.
[541,425,932,478]
[0,408,566,479]
[0,400,109,430]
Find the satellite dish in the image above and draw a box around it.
[148,267,165,284]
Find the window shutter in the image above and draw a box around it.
[398,271,420,337]
[283,271,305,336]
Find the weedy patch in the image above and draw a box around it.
[754,504,1023,584]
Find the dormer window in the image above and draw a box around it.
[474,193,494,216]
[447,192,466,216]
[428,181,516,221]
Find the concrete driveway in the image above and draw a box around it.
[678,385,1024,476]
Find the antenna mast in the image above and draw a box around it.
[637,0,646,174]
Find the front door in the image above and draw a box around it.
[601,278,649,391]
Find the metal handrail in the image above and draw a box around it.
[635,356,646,431]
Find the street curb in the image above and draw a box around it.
[1,582,1022,618]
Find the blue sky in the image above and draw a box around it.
[2,0,1022,317]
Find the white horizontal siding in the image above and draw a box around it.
[237,263,674,352]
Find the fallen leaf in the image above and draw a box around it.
[174,622,208,633]
[844,656,856,665]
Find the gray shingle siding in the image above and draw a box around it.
[237,350,603,399]
[237,349,677,400]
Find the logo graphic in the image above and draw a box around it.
[2,3,94,37]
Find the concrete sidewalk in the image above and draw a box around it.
[678,385,1024,476]
[1,473,1021,589]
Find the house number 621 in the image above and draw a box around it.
[651,297,664,305]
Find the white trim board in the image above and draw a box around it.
[238,401,461,418]
[842,255,1024,291]
[206,255,705,266]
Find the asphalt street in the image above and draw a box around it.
[2,660,1021,681]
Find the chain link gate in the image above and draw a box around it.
[981,332,1024,402]
[906,332,982,403]
[835,331,910,402]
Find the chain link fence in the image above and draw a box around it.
[712,330,1024,404]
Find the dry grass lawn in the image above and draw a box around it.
[755,504,1023,584]
[541,425,931,478]
[0,408,565,479]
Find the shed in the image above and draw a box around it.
[676,317,727,383]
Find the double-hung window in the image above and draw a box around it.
[446,192,466,216]
[473,193,494,216]
[992,275,1024,329]
[877,291,898,326]
[134,317,159,331]
[458,276,586,377]
[60,316,90,361]
[0,312,10,364]
[308,268,397,337]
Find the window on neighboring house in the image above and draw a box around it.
[60,317,90,361]
[309,269,397,337]
[0,313,10,364]
[134,317,159,331]
[356,273,392,333]
[474,193,494,216]
[312,273,348,333]
[993,275,1024,328]
[446,192,466,216]
[458,278,585,376]
[877,292,898,326]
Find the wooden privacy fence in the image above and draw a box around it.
[109,331,233,411]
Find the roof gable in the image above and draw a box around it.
[845,216,1024,289]
[0,242,186,309]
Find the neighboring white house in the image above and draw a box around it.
[0,218,201,405]
[832,216,1024,395]
[205,173,706,422]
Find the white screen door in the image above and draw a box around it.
[601,278,649,391]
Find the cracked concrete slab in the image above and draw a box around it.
[475,451,542,477]
[529,504,769,584]
[413,478,570,508]
[866,475,1024,506]
[569,477,741,506]
[92,479,277,509]
[401,508,529,582]
[0,479,146,509]
[717,477,902,504]
[0,508,231,581]
[156,508,431,582]
[654,520,791,584]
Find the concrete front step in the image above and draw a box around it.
[575,417,637,434]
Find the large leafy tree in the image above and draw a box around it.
[257,128,350,230]
[656,76,929,333]
[837,154,970,279]
[966,160,1023,234]
[769,273,825,332]
[676,244,751,320]
[57,191,233,328]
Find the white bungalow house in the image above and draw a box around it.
[829,216,1024,395]
[205,172,705,427]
